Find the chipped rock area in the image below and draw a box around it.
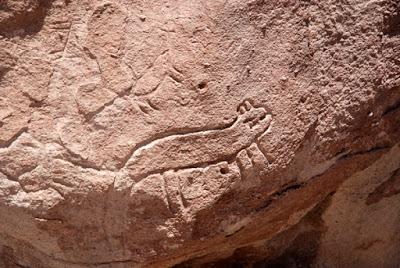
[0,0,399,267]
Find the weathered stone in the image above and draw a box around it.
[0,0,399,267]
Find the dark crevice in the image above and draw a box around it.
[273,182,304,198]
[255,143,390,213]
[366,168,400,205]
[256,182,305,212]
[340,145,390,160]
[383,2,400,37]
[383,98,400,116]
[255,193,333,268]
[183,193,333,268]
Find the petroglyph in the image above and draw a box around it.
[76,2,132,118]
[122,101,272,182]
[237,143,269,178]
[2,1,399,266]
[3,100,272,196]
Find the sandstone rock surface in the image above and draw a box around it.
[0,0,399,267]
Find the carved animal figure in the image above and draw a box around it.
[123,101,272,181]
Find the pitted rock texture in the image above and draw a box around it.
[0,0,399,267]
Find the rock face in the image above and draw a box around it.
[0,0,399,267]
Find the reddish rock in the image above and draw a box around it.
[0,0,399,267]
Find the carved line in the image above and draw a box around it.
[117,117,238,169]
[0,127,28,149]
